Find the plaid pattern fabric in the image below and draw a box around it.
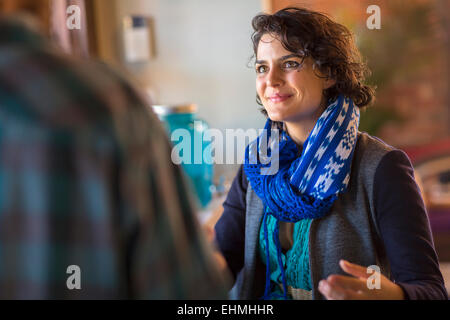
[0,18,227,299]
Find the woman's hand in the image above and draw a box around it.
[318,260,405,300]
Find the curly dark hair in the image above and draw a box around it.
[252,7,375,113]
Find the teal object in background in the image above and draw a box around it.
[152,104,213,208]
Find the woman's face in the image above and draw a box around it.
[255,34,334,123]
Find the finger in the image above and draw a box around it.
[319,280,362,300]
[339,260,370,279]
[327,274,368,293]
[319,280,345,300]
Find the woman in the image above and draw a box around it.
[214,7,447,300]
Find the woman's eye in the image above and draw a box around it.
[283,61,300,69]
[256,65,267,74]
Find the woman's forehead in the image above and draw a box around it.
[257,33,306,59]
[258,33,285,47]
[257,34,293,58]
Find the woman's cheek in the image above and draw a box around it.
[256,79,264,98]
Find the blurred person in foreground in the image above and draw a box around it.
[0,15,228,299]
[214,7,447,300]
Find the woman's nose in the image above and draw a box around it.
[266,68,283,87]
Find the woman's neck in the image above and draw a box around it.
[285,120,316,146]
[284,99,327,146]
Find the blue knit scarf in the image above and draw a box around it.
[244,95,360,299]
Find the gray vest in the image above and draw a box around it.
[230,132,394,300]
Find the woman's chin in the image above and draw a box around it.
[266,111,284,122]
[267,113,289,123]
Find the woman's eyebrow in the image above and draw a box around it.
[255,54,304,65]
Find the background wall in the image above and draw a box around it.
[93,0,265,132]
[91,0,267,182]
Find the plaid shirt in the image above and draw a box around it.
[0,18,228,299]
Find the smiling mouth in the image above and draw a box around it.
[268,94,293,103]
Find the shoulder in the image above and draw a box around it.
[223,165,249,209]
[355,133,420,213]
[356,131,397,158]
[354,132,413,176]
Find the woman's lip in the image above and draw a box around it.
[268,94,292,103]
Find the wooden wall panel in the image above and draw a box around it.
[49,0,89,57]
[0,0,50,31]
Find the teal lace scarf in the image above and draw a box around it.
[259,213,312,299]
